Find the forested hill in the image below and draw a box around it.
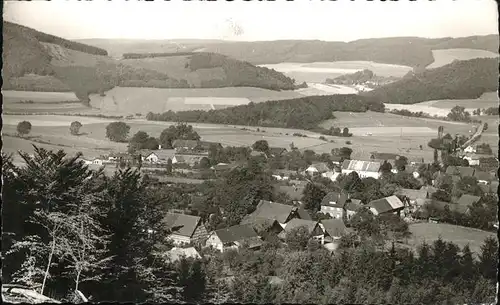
[3,21,301,101]
[190,35,499,67]
[364,58,499,104]
[146,95,384,129]
[81,35,499,68]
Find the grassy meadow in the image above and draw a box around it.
[406,223,496,256]
[427,48,499,69]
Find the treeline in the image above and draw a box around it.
[366,58,499,104]
[147,95,385,129]
[188,53,299,90]
[123,52,196,59]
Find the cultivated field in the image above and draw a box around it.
[427,48,499,69]
[121,55,226,87]
[384,91,499,117]
[259,61,412,83]
[88,86,303,115]
[2,90,95,114]
[295,83,358,96]
[406,223,496,256]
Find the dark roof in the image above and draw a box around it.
[473,170,491,182]
[244,200,296,224]
[321,218,347,237]
[197,141,221,150]
[308,162,330,172]
[445,166,475,177]
[368,196,404,214]
[284,219,320,234]
[370,152,400,160]
[431,200,469,214]
[344,199,363,212]
[330,155,343,162]
[321,192,348,208]
[297,207,312,221]
[241,218,283,234]
[395,188,428,200]
[214,224,261,244]
[174,155,186,162]
[211,162,239,171]
[163,213,202,238]
[457,194,481,207]
[172,139,199,149]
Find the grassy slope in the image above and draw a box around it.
[365,58,499,104]
[427,48,499,69]
[3,21,301,101]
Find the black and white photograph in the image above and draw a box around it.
[1,0,499,303]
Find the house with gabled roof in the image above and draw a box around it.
[320,192,349,219]
[305,162,330,176]
[205,224,262,252]
[163,213,208,246]
[241,218,284,240]
[172,155,186,164]
[279,219,324,244]
[368,195,405,216]
[172,139,199,151]
[341,159,382,179]
[242,200,306,227]
[321,218,349,242]
[473,170,492,185]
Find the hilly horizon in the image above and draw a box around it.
[2,21,301,102]
[77,34,499,67]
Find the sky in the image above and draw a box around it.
[3,0,498,42]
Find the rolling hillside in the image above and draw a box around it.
[2,21,300,102]
[365,58,499,104]
[79,35,498,67]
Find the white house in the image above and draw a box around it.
[144,152,159,163]
[464,145,477,153]
[205,224,262,252]
[92,158,103,166]
[172,155,185,164]
[80,158,93,165]
[305,163,330,176]
[462,154,480,166]
[163,213,208,246]
[322,170,341,182]
[341,160,382,179]
[320,192,348,219]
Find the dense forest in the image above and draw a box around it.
[147,94,384,129]
[2,147,497,304]
[199,35,498,67]
[365,58,499,104]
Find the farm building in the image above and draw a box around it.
[462,154,480,166]
[368,195,405,216]
[241,218,284,239]
[341,159,382,179]
[322,167,342,182]
[144,152,159,163]
[321,218,349,242]
[197,141,222,152]
[479,180,499,194]
[92,158,104,166]
[163,213,208,246]
[210,162,241,174]
[320,192,349,219]
[172,139,199,151]
[305,162,330,176]
[242,200,308,227]
[279,219,324,244]
[165,247,201,263]
[205,224,262,252]
[473,170,492,185]
[395,188,429,206]
[464,145,477,153]
[330,155,343,165]
[172,155,185,164]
